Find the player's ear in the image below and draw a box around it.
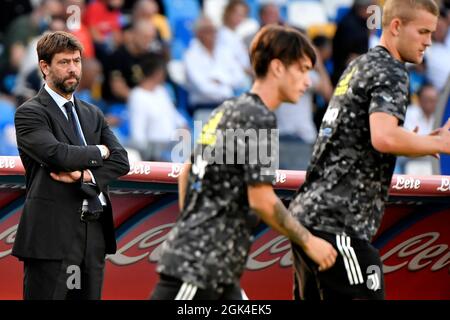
[269,59,284,78]
[390,18,402,37]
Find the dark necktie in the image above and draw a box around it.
[63,101,84,146]
[63,101,103,214]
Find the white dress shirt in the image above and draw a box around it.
[425,42,450,91]
[183,39,247,105]
[217,26,251,70]
[44,84,107,206]
[275,71,320,144]
[403,104,435,134]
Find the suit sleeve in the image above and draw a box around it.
[15,103,104,171]
[88,109,130,192]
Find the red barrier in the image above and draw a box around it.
[2,156,450,195]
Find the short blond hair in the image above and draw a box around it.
[382,0,439,28]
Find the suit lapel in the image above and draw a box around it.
[37,87,81,145]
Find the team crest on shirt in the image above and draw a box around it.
[335,66,357,96]
[197,111,224,146]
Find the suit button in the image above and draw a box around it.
[92,160,97,164]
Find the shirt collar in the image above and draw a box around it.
[44,83,75,109]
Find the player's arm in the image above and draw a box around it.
[370,113,450,157]
[178,162,192,211]
[247,183,337,271]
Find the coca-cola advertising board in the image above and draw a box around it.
[0,157,449,299]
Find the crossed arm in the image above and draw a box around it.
[15,105,129,186]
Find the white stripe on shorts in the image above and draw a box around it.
[336,234,355,285]
[175,282,198,300]
[337,235,364,285]
[346,236,364,284]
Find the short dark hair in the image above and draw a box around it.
[139,53,167,78]
[249,25,316,78]
[37,31,83,65]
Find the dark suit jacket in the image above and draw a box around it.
[12,87,130,260]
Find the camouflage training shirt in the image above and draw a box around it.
[157,93,277,290]
[289,46,409,241]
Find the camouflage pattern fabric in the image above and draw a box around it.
[289,46,409,241]
[157,93,277,290]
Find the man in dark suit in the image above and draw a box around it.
[13,31,130,300]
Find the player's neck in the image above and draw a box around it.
[379,35,403,62]
[250,80,281,111]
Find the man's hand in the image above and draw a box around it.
[50,170,94,183]
[83,170,93,183]
[302,235,338,272]
[50,171,81,183]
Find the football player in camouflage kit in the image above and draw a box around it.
[289,0,450,300]
[151,25,337,300]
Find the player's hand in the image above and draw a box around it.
[412,126,440,159]
[433,118,450,156]
[303,234,338,272]
[50,171,81,183]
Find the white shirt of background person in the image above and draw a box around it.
[128,85,187,149]
[275,71,320,144]
[183,38,247,105]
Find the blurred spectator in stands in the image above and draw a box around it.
[312,34,333,129]
[446,4,450,46]
[13,15,67,104]
[244,3,284,48]
[259,2,284,26]
[84,0,124,59]
[331,0,376,85]
[218,0,252,78]
[64,0,96,59]
[0,98,18,156]
[0,43,25,106]
[76,58,106,110]
[425,8,450,91]
[129,53,187,161]
[132,0,172,42]
[276,50,333,170]
[408,60,428,98]
[0,0,63,68]
[396,84,439,174]
[404,84,439,135]
[101,19,162,145]
[0,0,32,48]
[184,16,247,123]
[102,19,160,104]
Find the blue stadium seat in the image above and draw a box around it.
[0,100,18,156]
[335,6,351,23]
[440,86,450,174]
[163,0,201,60]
